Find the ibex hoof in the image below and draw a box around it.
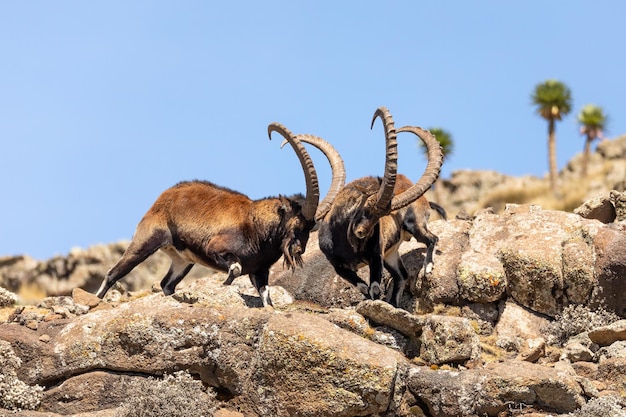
[356,282,369,296]
[424,262,434,276]
[223,262,242,285]
[230,262,242,277]
[369,282,382,300]
[259,286,273,308]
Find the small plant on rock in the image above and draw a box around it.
[569,395,625,417]
[114,370,218,417]
[0,287,18,308]
[542,304,620,346]
[0,340,44,411]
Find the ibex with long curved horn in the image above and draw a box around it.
[307,107,445,307]
[95,123,323,307]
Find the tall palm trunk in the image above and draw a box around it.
[547,118,557,193]
[581,135,591,177]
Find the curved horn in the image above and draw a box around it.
[367,106,398,216]
[282,134,346,221]
[391,126,443,210]
[268,123,320,221]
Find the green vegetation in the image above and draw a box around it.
[421,127,454,203]
[421,127,454,162]
[577,104,608,177]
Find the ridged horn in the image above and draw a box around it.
[268,123,320,221]
[391,126,443,210]
[367,106,398,216]
[282,134,346,221]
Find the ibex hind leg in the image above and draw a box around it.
[96,228,169,298]
[159,248,194,295]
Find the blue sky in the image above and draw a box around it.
[1,1,625,259]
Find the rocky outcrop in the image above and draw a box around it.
[433,134,626,216]
[0,242,215,303]
[0,191,625,416]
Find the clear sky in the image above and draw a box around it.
[1,1,624,260]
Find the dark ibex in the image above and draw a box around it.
[306,107,444,307]
[96,123,335,307]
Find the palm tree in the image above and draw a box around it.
[531,79,573,193]
[418,127,454,204]
[577,104,608,177]
[424,127,454,162]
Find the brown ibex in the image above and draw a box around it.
[95,123,339,307]
[308,107,445,307]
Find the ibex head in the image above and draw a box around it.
[345,107,443,247]
[268,122,321,270]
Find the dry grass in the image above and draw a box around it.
[16,283,47,306]
[0,307,14,322]
[476,177,592,214]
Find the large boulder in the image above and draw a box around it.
[405,360,586,416]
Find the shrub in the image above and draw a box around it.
[0,340,44,411]
[114,370,218,417]
[569,396,625,417]
[542,304,620,346]
[0,287,18,307]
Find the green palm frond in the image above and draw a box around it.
[419,127,454,161]
[577,104,608,132]
[531,79,573,120]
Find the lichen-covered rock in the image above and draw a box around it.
[561,234,597,304]
[419,219,470,304]
[0,286,18,307]
[0,291,406,417]
[406,360,586,416]
[420,315,480,365]
[252,312,403,417]
[610,190,626,221]
[456,212,508,303]
[588,225,626,316]
[355,300,425,338]
[494,301,550,353]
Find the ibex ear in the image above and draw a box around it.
[279,195,304,213]
[277,195,290,212]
